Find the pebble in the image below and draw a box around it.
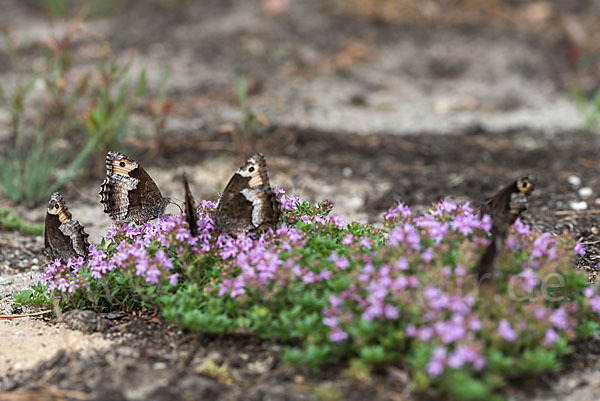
[347,196,364,210]
[570,201,588,211]
[579,187,593,198]
[567,175,582,188]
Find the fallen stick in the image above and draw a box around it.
[554,209,600,216]
[0,388,90,400]
[0,310,53,320]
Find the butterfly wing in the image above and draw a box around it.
[213,154,281,235]
[183,173,198,237]
[474,177,534,280]
[100,152,167,224]
[45,193,90,262]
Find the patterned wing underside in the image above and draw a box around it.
[59,220,90,258]
[100,175,139,221]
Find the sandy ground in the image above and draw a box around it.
[0,319,113,377]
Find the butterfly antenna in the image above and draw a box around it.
[168,198,184,213]
[67,182,99,203]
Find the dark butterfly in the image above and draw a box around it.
[182,172,198,237]
[213,153,281,235]
[44,192,90,262]
[99,151,168,224]
[474,176,535,281]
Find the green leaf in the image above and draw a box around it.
[135,69,147,98]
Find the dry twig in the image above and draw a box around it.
[0,310,53,320]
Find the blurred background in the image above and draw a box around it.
[1,0,600,242]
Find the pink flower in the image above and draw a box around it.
[330,327,348,342]
[498,320,517,342]
[584,287,595,298]
[543,328,559,347]
[549,307,569,330]
[426,346,447,377]
[590,296,600,314]
[384,304,399,319]
[328,252,349,270]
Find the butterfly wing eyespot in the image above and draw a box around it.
[517,177,534,196]
[120,161,126,167]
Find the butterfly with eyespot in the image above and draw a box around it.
[44,192,90,263]
[99,151,168,224]
[213,153,281,235]
[182,172,198,237]
[474,176,535,281]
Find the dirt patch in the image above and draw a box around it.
[0,319,113,377]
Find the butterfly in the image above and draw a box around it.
[99,151,168,224]
[44,192,90,262]
[474,176,535,280]
[182,172,198,237]
[213,153,281,235]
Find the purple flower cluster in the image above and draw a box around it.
[42,257,87,292]
[427,344,485,377]
[41,204,218,292]
[38,193,597,387]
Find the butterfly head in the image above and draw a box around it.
[47,192,70,223]
[236,154,266,187]
[107,151,139,177]
[516,176,535,196]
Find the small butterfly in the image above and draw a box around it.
[99,151,168,224]
[182,172,198,237]
[44,192,90,262]
[474,176,535,280]
[213,153,281,235]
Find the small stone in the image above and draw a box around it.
[247,355,275,374]
[570,201,588,211]
[347,196,364,210]
[567,175,581,187]
[342,167,353,177]
[579,187,593,198]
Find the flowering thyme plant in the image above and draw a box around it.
[16,193,599,400]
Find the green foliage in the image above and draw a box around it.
[0,23,168,205]
[0,207,44,234]
[228,72,277,158]
[313,385,342,401]
[15,197,600,401]
[443,371,492,401]
[13,282,53,307]
[572,85,600,133]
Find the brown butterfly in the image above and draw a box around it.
[182,172,198,237]
[474,176,535,281]
[213,153,281,235]
[44,192,90,262]
[99,151,168,224]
